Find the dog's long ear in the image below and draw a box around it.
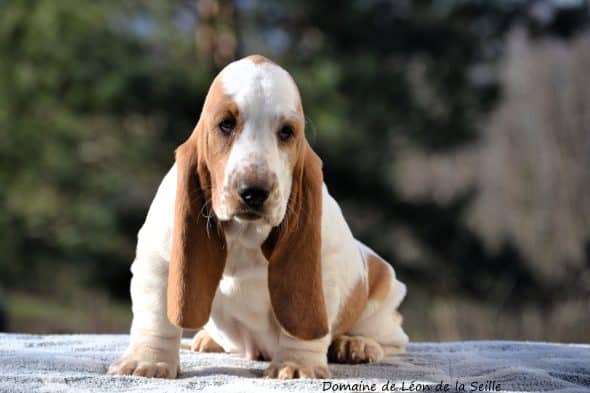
[167,121,227,329]
[262,141,329,340]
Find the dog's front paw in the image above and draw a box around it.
[190,330,224,353]
[328,335,384,364]
[108,358,178,378]
[264,361,331,379]
[108,346,179,379]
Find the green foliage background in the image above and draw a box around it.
[1,0,588,340]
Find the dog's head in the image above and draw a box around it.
[167,55,329,340]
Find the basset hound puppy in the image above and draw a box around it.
[108,55,408,380]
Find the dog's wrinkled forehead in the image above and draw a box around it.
[219,56,302,117]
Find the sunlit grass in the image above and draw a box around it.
[402,291,590,343]
[6,291,131,334]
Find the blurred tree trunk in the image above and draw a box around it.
[195,0,238,69]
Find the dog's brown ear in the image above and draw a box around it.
[262,141,329,340]
[167,122,227,329]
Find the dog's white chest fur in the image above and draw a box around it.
[205,220,280,360]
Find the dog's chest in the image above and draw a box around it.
[217,247,272,324]
[213,221,275,330]
[205,220,281,358]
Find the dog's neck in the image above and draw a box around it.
[223,218,272,250]
[220,218,271,277]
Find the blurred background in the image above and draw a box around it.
[1,0,589,342]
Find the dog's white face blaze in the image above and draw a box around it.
[213,58,302,227]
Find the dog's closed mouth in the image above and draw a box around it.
[235,210,264,221]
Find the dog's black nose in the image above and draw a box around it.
[239,186,270,209]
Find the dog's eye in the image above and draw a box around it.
[278,126,294,142]
[219,118,236,136]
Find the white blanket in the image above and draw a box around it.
[0,334,588,393]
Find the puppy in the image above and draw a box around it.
[108,55,408,379]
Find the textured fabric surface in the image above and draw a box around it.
[0,334,589,393]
